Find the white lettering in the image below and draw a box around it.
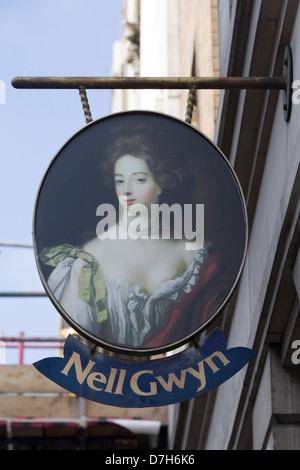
[184,203,204,250]
[96,203,116,239]
[156,203,183,240]
[127,202,149,239]
[291,340,300,365]
[105,456,140,467]
[292,80,300,105]
[96,200,205,250]
[0,80,5,104]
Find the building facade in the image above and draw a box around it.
[114,0,300,450]
[2,0,298,451]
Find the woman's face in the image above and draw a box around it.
[114,155,161,212]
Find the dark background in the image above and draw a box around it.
[34,111,247,285]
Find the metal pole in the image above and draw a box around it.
[0,292,47,297]
[11,46,293,122]
[19,332,24,365]
[0,242,33,248]
[12,76,286,90]
[0,336,64,342]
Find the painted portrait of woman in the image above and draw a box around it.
[34,111,247,354]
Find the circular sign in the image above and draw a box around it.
[33,111,247,355]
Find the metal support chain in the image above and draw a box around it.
[185,87,196,123]
[78,86,92,123]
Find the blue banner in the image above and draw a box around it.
[33,328,255,407]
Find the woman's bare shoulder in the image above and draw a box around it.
[83,235,119,263]
[83,237,104,256]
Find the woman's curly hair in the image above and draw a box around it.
[101,123,195,205]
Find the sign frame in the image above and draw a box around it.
[33,110,248,356]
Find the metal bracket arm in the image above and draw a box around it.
[11,45,293,122]
[11,75,286,90]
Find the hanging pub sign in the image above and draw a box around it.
[33,110,254,406]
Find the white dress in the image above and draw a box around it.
[42,242,211,347]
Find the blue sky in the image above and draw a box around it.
[0,0,123,363]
